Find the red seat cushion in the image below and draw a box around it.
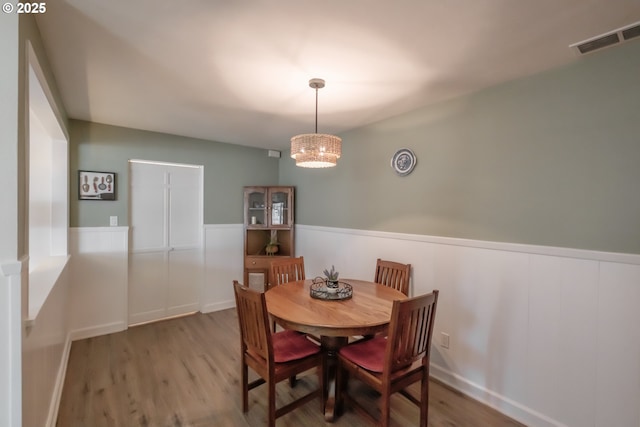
[272,330,320,363]
[339,336,387,373]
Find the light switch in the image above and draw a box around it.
[109,216,118,227]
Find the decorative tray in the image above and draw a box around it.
[310,279,353,301]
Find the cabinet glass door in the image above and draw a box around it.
[246,189,267,226]
[269,189,290,226]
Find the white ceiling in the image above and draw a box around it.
[35,0,640,151]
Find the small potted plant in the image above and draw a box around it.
[323,265,339,292]
[264,236,279,255]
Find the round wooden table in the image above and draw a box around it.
[265,279,406,422]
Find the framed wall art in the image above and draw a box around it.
[78,170,116,200]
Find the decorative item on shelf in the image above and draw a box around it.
[290,78,342,168]
[264,236,280,255]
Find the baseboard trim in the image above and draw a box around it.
[45,331,72,427]
[430,363,567,427]
[200,300,235,313]
[70,321,128,342]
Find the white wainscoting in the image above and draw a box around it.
[68,227,129,340]
[65,224,639,426]
[68,225,243,338]
[0,258,27,427]
[202,224,244,312]
[296,224,640,427]
[22,260,71,427]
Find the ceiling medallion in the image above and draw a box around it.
[391,148,417,176]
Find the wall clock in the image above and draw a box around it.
[390,148,417,176]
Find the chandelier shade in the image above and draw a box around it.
[290,78,342,168]
[290,133,342,168]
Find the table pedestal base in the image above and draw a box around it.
[321,336,348,422]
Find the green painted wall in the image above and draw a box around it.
[280,40,640,255]
[70,120,279,227]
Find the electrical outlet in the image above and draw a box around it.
[109,216,118,227]
[441,332,450,349]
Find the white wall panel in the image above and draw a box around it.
[130,161,167,250]
[128,251,168,325]
[167,249,202,316]
[528,255,599,426]
[22,264,70,427]
[167,165,202,248]
[202,224,243,312]
[596,262,640,427]
[69,228,128,340]
[296,224,640,427]
[0,259,25,427]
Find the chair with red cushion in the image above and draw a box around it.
[268,256,320,345]
[268,256,306,334]
[337,290,439,427]
[269,256,306,289]
[233,280,323,427]
[374,258,411,296]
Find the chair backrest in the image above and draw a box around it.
[374,258,411,295]
[233,280,273,363]
[270,256,306,287]
[384,290,439,373]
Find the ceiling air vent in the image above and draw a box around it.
[570,21,640,55]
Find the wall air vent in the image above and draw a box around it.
[622,24,640,41]
[570,21,640,55]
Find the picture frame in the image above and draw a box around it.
[78,170,116,200]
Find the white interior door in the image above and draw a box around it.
[129,160,203,325]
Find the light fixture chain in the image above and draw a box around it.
[315,87,319,134]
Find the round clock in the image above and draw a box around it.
[391,148,417,176]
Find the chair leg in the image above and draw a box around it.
[318,361,325,413]
[335,363,343,414]
[241,363,249,412]
[380,389,391,427]
[268,379,276,427]
[420,374,429,426]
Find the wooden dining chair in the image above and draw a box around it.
[268,256,320,344]
[233,280,324,427]
[374,258,411,296]
[269,256,306,288]
[337,290,439,427]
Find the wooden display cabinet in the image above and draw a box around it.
[243,186,294,290]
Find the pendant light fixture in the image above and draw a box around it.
[290,78,342,168]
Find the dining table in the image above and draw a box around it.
[265,278,407,422]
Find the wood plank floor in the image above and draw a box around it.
[56,309,526,427]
